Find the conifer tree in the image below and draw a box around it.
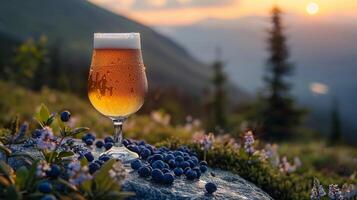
[261,7,302,140]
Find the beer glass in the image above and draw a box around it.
[88,33,148,162]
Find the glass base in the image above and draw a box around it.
[101,146,139,163]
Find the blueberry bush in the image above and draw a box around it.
[0,105,131,200]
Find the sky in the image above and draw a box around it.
[89,0,357,26]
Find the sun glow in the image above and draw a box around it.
[306,2,319,15]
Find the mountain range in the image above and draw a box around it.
[0,0,244,98]
[156,15,357,140]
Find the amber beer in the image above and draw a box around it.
[88,33,147,117]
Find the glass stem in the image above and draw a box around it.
[111,117,126,147]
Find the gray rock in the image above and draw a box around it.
[123,166,273,200]
[0,141,273,200]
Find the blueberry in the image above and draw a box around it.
[99,155,111,162]
[85,138,94,146]
[84,152,94,162]
[173,167,183,176]
[122,139,130,147]
[104,136,114,143]
[183,156,190,161]
[193,167,201,178]
[66,138,74,145]
[199,161,208,166]
[140,148,151,159]
[152,160,165,170]
[184,167,191,174]
[200,165,208,173]
[173,151,183,157]
[180,161,190,169]
[130,159,142,170]
[190,156,199,165]
[104,142,113,150]
[55,183,65,192]
[46,164,61,178]
[163,173,174,184]
[127,145,140,153]
[138,140,146,146]
[175,156,184,163]
[185,170,197,180]
[41,194,56,200]
[162,168,170,173]
[95,160,104,166]
[38,182,52,193]
[89,162,101,174]
[60,111,71,122]
[93,140,103,148]
[151,169,164,183]
[145,144,154,153]
[205,182,217,194]
[163,163,170,169]
[152,154,164,161]
[164,154,175,162]
[168,159,176,168]
[82,133,95,142]
[138,166,151,175]
[188,160,195,168]
[32,129,42,138]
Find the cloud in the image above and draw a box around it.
[131,0,236,10]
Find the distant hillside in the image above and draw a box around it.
[156,15,357,141]
[0,0,245,98]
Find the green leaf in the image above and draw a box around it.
[5,185,22,200]
[0,161,14,182]
[25,160,39,191]
[58,151,74,159]
[94,159,116,192]
[46,114,56,126]
[56,117,66,136]
[15,166,28,189]
[35,103,50,126]
[79,157,88,167]
[57,178,78,192]
[0,144,12,156]
[80,179,92,195]
[9,152,35,162]
[70,127,90,136]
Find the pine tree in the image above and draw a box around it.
[260,7,302,140]
[209,47,227,131]
[328,98,342,145]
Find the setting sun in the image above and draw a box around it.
[306,2,319,15]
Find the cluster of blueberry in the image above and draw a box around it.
[79,150,111,174]
[81,133,115,151]
[125,139,217,194]
[37,181,56,200]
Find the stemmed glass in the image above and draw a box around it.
[88,33,148,162]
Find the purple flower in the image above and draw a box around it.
[67,161,92,186]
[278,156,296,174]
[328,184,344,200]
[310,178,326,200]
[36,127,56,150]
[36,160,50,177]
[244,131,255,155]
[109,161,126,183]
[341,184,353,199]
[203,133,214,151]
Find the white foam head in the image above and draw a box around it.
[93,33,141,49]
